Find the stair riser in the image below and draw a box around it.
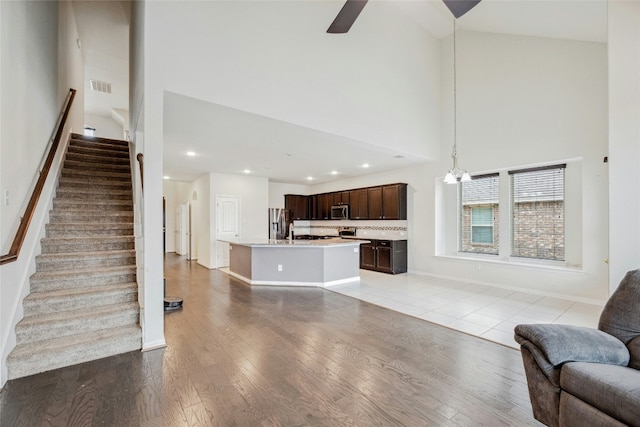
[56,190,132,200]
[67,145,130,158]
[64,160,130,174]
[58,179,131,191]
[49,213,134,223]
[41,241,135,253]
[45,226,133,237]
[69,140,129,152]
[23,289,138,316]
[66,153,130,165]
[61,169,131,181]
[36,255,137,272]
[53,200,132,211]
[7,329,141,380]
[17,311,139,344]
[30,272,137,292]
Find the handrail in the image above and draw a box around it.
[136,153,144,191]
[0,88,76,265]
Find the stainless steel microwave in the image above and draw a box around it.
[330,205,349,220]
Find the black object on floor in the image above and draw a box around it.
[163,278,183,311]
[164,296,183,311]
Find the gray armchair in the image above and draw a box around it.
[514,269,640,427]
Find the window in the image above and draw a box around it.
[472,207,494,244]
[460,174,499,255]
[510,164,565,261]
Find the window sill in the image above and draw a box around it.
[435,253,584,274]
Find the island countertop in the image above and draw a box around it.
[218,237,370,247]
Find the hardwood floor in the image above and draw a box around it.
[0,254,540,426]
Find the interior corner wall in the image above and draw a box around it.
[608,0,640,292]
[129,0,144,136]
[268,182,312,208]
[58,0,84,134]
[84,113,124,140]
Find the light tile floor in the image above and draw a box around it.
[329,270,603,349]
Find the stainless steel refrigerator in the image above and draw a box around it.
[268,208,292,240]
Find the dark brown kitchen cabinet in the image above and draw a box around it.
[309,195,319,219]
[360,239,407,274]
[285,182,407,221]
[382,184,407,220]
[360,242,376,269]
[318,193,332,219]
[332,191,349,206]
[367,187,383,219]
[284,194,309,220]
[349,188,368,219]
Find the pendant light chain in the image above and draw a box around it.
[453,19,457,160]
[444,18,470,184]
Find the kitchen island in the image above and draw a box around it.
[220,238,369,287]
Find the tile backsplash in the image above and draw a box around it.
[292,220,408,240]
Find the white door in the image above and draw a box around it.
[216,196,240,268]
[179,203,189,257]
[175,206,182,255]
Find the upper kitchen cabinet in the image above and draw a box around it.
[309,195,319,220]
[332,191,350,206]
[368,184,407,220]
[367,187,383,219]
[284,194,309,220]
[382,184,407,220]
[318,193,332,220]
[349,188,368,219]
[288,183,407,221]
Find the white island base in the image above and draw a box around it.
[224,239,367,287]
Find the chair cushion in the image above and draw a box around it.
[599,269,640,344]
[560,362,640,427]
[515,324,629,367]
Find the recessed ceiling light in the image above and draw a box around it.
[331,171,338,175]
[163,176,170,180]
[186,151,196,157]
[362,163,370,168]
[394,155,406,159]
[307,176,313,181]
[244,169,251,174]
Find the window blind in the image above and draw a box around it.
[510,165,565,260]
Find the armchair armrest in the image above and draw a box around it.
[515,324,630,367]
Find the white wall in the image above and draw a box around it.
[269,182,311,208]
[58,0,84,133]
[0,0,85,387]
[162,180,177,253]
[608,0,640,292]
[311,31,609,303]
[145,0,441,160]
[84,113,124,140]
[211,173,269,268]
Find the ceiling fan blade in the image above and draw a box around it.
[327,0,368,34]
[443,0,481,19]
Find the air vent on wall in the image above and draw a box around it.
[89,79,112,94]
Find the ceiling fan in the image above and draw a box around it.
[327,0,482,34]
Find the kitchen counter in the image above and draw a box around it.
[219,238,367,287]
[221,237,370,247]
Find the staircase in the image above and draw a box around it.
[6,134,142,380]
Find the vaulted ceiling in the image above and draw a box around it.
[73,0,607,184]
